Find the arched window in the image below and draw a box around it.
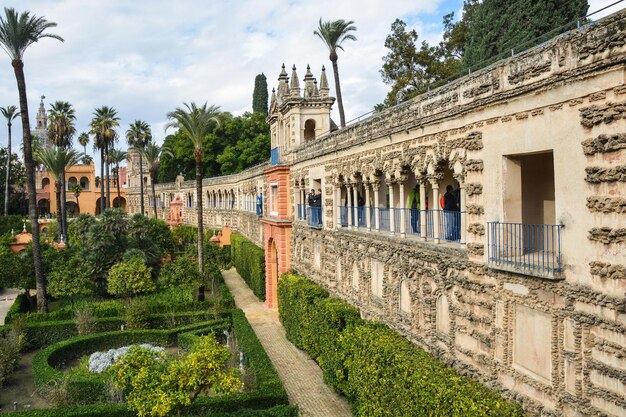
[67,177,78,191]
[79,176,90,190]
[41,177,50,190]
[304,119,316,142]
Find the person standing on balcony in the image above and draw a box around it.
[315,189,323,226]
[308,189,316,225]
[256,193,263,216]
[409,184,420,233]
[443,185,459,240]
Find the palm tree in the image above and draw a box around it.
[70,182,81,213]
[0,7,64,312]
[126,120,152,215]
[140,142,172,218]
[314,18,357,128]
[47,101,76,239]
[166,103,220,300]
[90,106,119,211]
[78,132,89,155]
[108,148,127,209]
[33,146,82,242]
[1,105,20,215]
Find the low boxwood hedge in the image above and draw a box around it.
[230,234,265,300]
[278,273,524,417]
[2,404,298,417]
[3,292,29,324]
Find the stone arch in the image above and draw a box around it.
[304,119,316,142]
[41,177,50,190]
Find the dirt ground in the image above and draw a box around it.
[0,351,50,412]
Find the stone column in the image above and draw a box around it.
[399,180,406,237]
[347,184,354,229]
[389,182,396,235]
[419,180,427,239]
[365,182,372,231]
[457,178,466,244]
[293,184,298,220]
[431,180,440,244]
[334,184,340,230]
[353,184,359,229]
[373,182,380,232]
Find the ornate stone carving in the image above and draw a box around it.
[466,243,484,256]
[585,165,626,183]
[467,223,485,236]
[465,159,484,172]
[465,183,483,196]
[581,133,626,155]
[579,101,626,128]
[586,196,626,214]
[588,227,626,244]
[466,204,485,215]
[589,261,626,281]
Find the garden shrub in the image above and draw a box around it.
[0,324,24,387]
[158,255,200,289]
[230,233,265,300]
[121,248,147,263]
[107,257,155,298]
[278,274,524,417]
[124,298,150,330]
[74,307,98,336]
[4,292,29,324]
[0,214,30,235]
[47,254,95,299]
[172,225,197,251]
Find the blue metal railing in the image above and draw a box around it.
[405,208,421,236]
[425,210,434,239]
[338,206,348,226]
[437,210,463,243]
[297,204,307,220]
[307,207,322,228]
[393,208,401,233]
[356,206,367,228]
[270,147,280,165]
[378,208,390,232]
[487,222,563,277]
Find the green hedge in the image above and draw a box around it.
[278,274,524,417]
[30,309,288,413]
[2,404,298,417]
[22,310,229,349]
[230,234,265,300]
[3,292,29,324]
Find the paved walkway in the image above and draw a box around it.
[0,288,20,326]
[221,268,352,417]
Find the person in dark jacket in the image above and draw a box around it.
[443,185,459,240]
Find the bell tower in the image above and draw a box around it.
[34,95,47,141]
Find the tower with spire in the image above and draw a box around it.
[267,64,335,161]
[33,95,47,141]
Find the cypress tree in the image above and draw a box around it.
[464,0,589,69]
[252,73,268,115]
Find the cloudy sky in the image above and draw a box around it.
[0,0,621,174]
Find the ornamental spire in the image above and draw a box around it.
[290,64,300,96]
[319,66,329,97]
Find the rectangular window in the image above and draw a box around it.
[270,183,279,216]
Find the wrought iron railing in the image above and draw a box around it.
[307,207,322,228]
[378,208,390,232]
[405,208,421,236]
[297,204,307,220]
[338,206,348,226]
[487,222,563,277]
[437,210,463,243]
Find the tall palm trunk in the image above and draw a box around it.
[151,170,157,219]
[331,57,346,128]
[3,121,12,215]
[195,151,205,301]
[116,165,121,209]
[55,182,61,230]
[60,167,67,240]
[105,144,111,209]
[139,155,145,215]
[99,147,105,213]
[12,59,47,312]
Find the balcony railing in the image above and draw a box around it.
[307,206,322,228]
[297,204,307,220]
[338,206,348,226]
[487,222,563,278]
[437,210,462,243]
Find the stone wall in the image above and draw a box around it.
[126,10,626,417]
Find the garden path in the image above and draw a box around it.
[0,288,20,325]
[221,268,352,417]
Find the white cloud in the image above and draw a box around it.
[0,0,621,174]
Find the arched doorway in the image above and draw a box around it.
[113,196,126,210]
[66,201,80,217]
[37,198,50,217]
[266,238,279,308]
[95,198,102,215]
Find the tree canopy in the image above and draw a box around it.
[252,73,268,115]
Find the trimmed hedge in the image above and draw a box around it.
[3,292,29,324]
[2,404,298,417]
[231,234,265,300]
[278,273,524,417]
